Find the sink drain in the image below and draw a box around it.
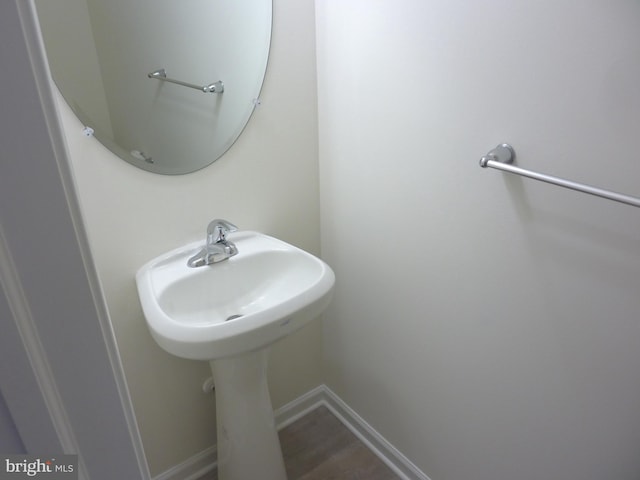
[225,314,244,322]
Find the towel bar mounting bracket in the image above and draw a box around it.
[479,143,515,167]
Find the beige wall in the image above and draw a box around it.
[55,0,320,476]
[317,1,640,479]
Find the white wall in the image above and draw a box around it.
[56,0,320,476]
[316,1,640,479]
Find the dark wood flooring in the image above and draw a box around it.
[202,405,400,479]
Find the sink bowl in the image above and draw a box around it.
[136,231,335,360]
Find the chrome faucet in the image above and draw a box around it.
[187,219,238,267]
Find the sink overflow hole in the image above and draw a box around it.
[225,314,244,322]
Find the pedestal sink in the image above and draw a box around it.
[136,230,335,480]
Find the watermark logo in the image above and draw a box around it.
[0,455,77,479]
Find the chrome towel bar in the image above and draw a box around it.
[147,68,224,94]
[479,144,640,209]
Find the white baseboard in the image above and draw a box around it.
[152,445,217,480]
[154,384,430,480]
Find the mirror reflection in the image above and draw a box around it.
[36,0,272,174]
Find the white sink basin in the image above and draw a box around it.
[136,231,335,360]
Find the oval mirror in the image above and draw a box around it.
[35,0,272,174]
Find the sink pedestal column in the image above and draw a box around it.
[210,348,287,480]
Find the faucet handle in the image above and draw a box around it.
[206,219,238,244]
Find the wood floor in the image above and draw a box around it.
[202,405,400,479]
